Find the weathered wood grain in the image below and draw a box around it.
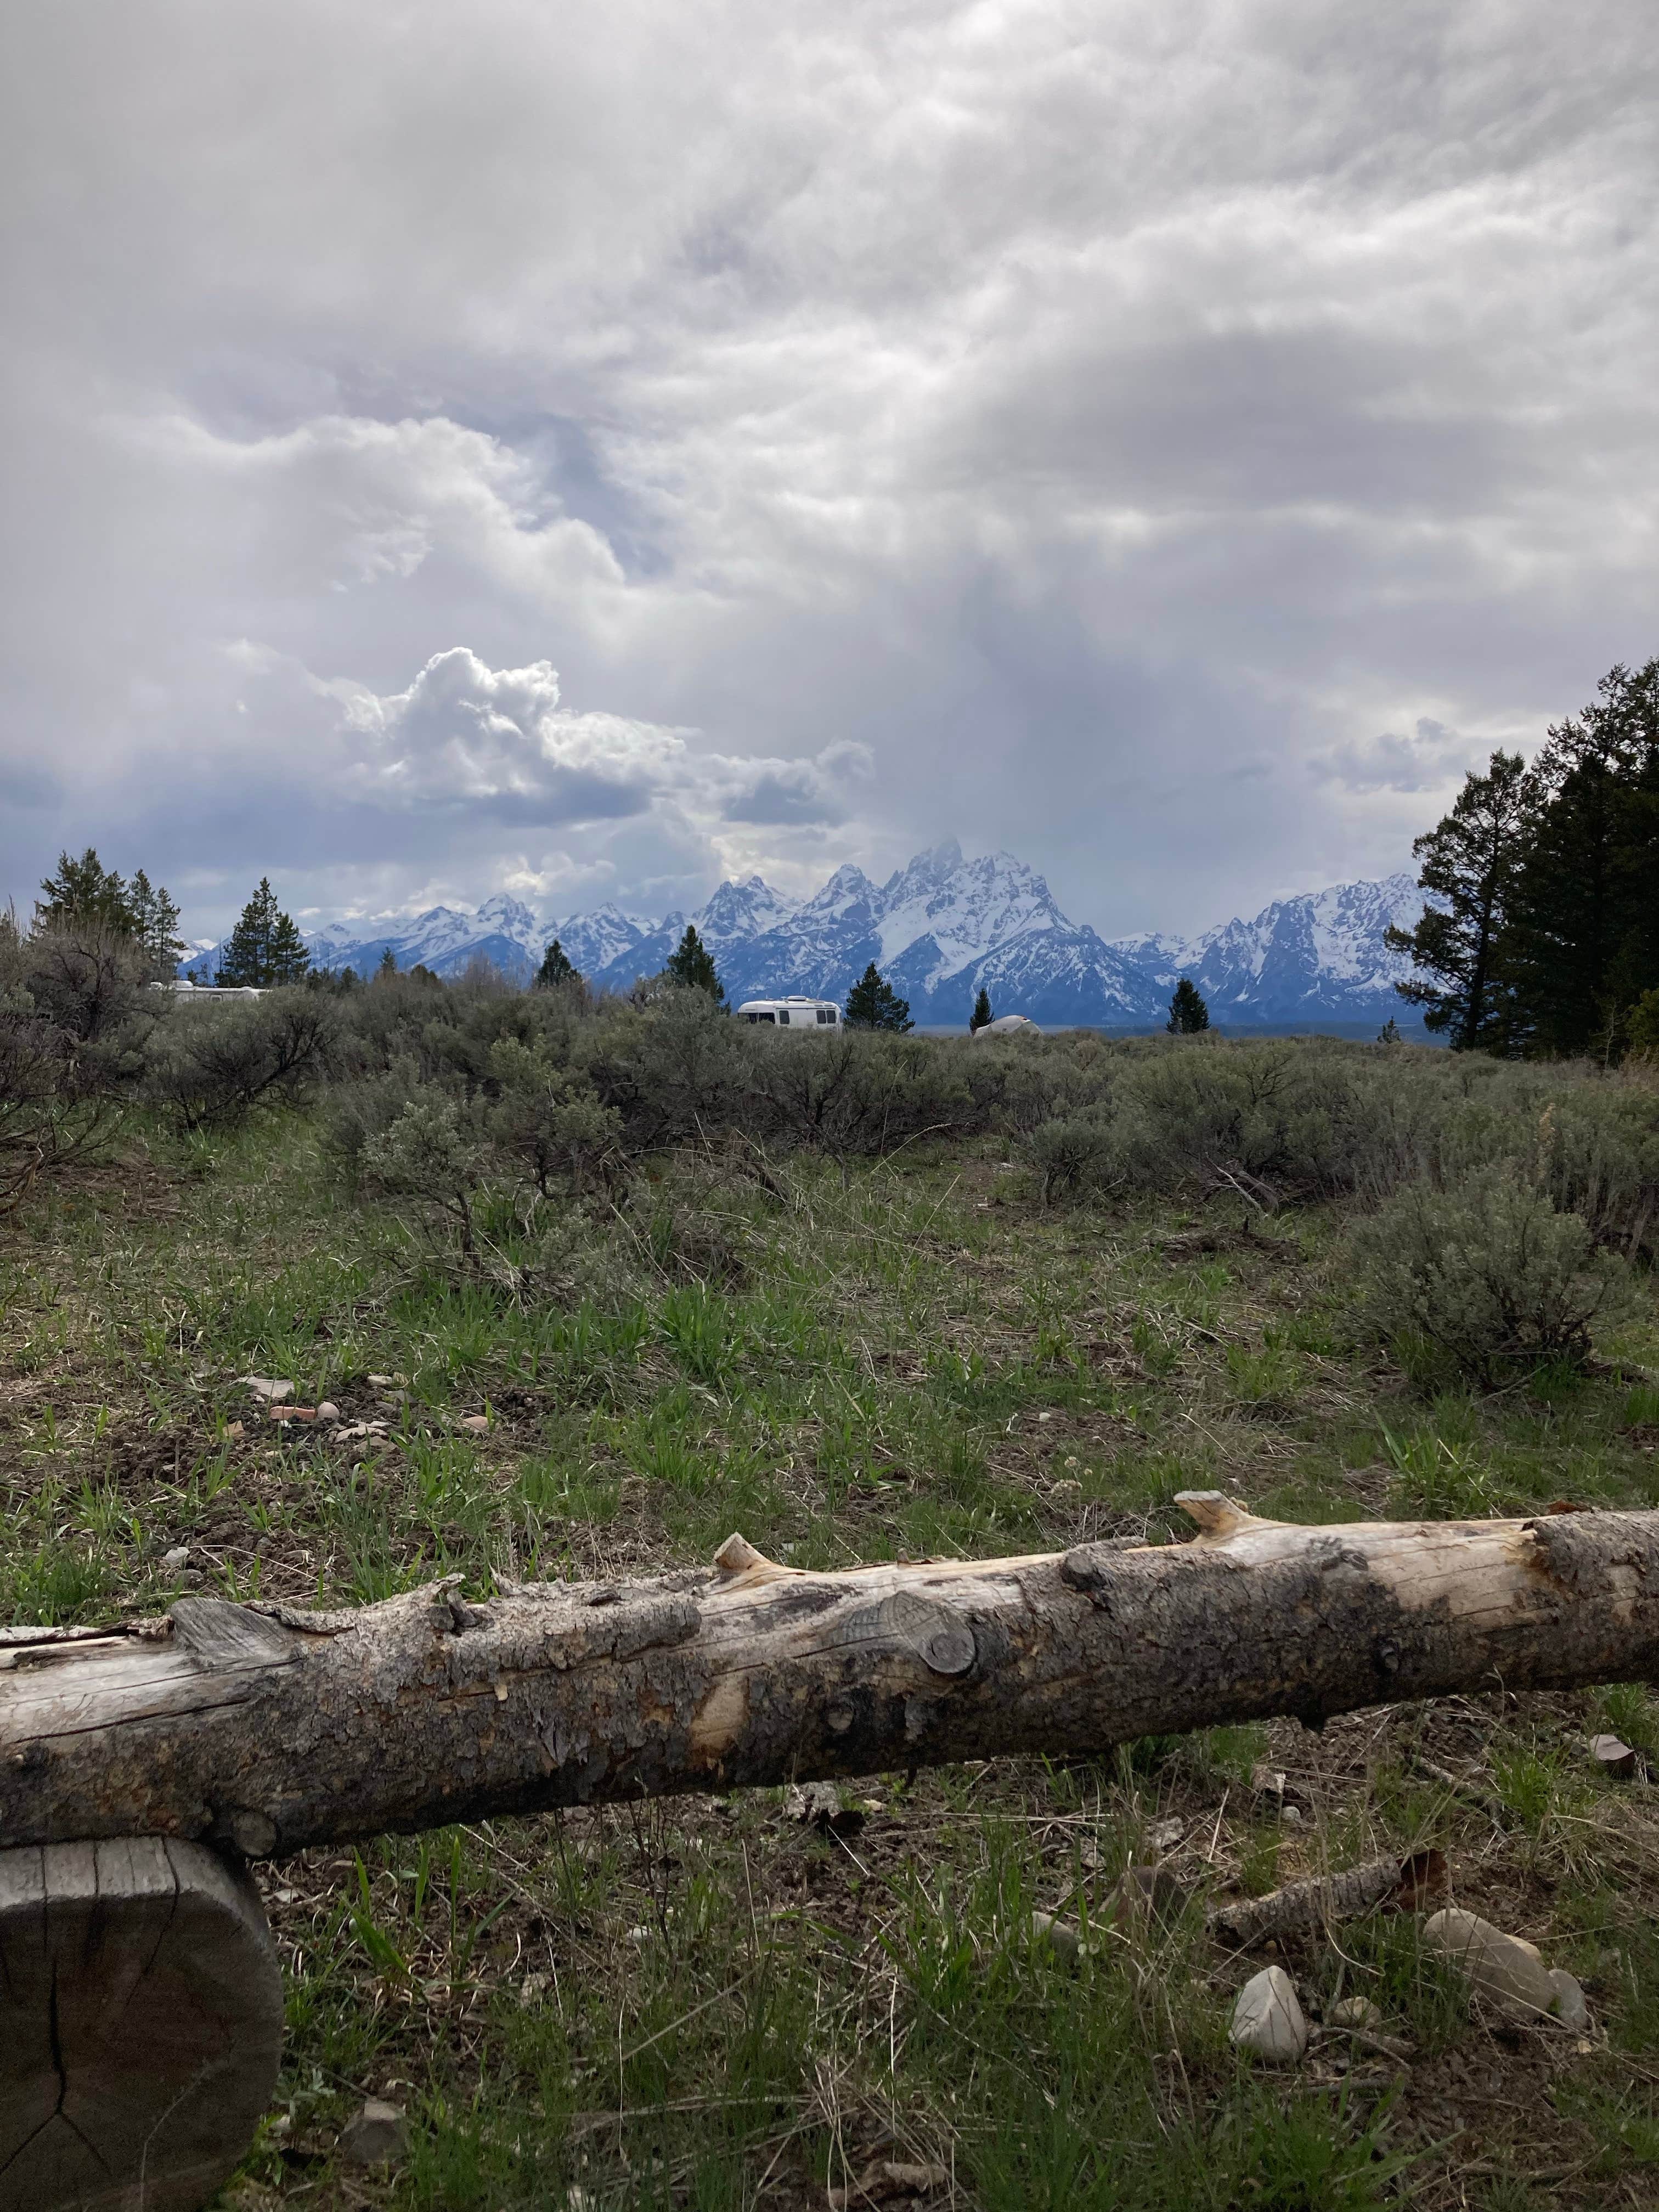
[3,1496,1659,1860]
[0,1836,283,2210]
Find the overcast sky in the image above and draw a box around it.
[3,1,1656,943]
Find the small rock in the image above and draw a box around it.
[339,2098,407,2167]
[1103,1863,1188,1928]
[161,1545,189,1572]
[519,1971,550,2007]
[1229,1966,1308,2061]
[1147,1815,1185,1853]
[1280,1804,1304,1827]
[224,1420,245,1440]
[1250,1763,1287,1803]
[1422,1908,1558,2022]
[1590,1733,1638,1779]
[367,1373,396,1387]
[1030,1909,1085,1963]
[268,1405,317,1424]
[786,1781,866,1836]
[1037,1411,1053,1424]
[315,1401,341,1423]
[1326,1996,1384,2032]
[458,1413,490,1434]
[1549,1968,1589,2031]
[240,1376,292,1402]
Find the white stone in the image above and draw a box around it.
[1422,1909,1558,2021]
[316,1401,341,1423]
[340,2099,407,2166]
[1326,1996,1384,2032]
[1229,1966,1308,2061]
[1548,1969,1589,2032]
[240,1375,292,1402]
[161,1545,189,1571]
[1147,1815,1185,1853]
[1590,1733,1638,1778]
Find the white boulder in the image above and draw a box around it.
[1422,1908,1557,2021]
[1229,1966,1308,2061]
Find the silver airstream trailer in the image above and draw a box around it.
[737,996,842,1030]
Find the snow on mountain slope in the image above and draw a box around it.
[873,841,1063,981]
[543,904,654,980]
[186,847,1430,1028]
[1120,873,1423,1019]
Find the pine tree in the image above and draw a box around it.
[535,938,579,990]
[1167,978,1209,1034]
[1376,1017,1403,1048]
[374,947,398,984]
[216,879,312,988]
[34,848,134,936]
[1506,661,1659,1057]
[1386,750,1532,1051]
[126,870,187,980]
[664,924,725,1004]
[970,986,993,1032]
[844,961,913,1032]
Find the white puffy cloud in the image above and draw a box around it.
[324,645,864,836]
[1,0,1656,938]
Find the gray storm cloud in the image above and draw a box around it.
[1,0,1655,939]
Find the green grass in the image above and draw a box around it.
[5,1112,1659,2208]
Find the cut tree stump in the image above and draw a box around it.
[0,1836,283,2212]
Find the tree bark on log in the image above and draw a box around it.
[5,1494,1659,1859]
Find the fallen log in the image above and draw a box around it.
[6,1493,1659,1858]
[7,1493,1659,2212]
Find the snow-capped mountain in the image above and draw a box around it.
[1119,874,1424,1023]
[183,844,1430,1030]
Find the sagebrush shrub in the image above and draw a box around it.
[144,989,338,1131]
[1352,1164,1640,1386]
[361,1093,493,1260]
[1025,1115,1118,1204]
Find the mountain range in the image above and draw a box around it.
[184,842,1430,1031]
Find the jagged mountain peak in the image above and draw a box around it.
[187,842,1428,1029]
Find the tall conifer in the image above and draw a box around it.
[1387,749,1531,1051]
[1166,978,1209,1034]
[216,879,311,988]
[844,962,912,1031]
[664,925,725,1004]
[535,938,579,990]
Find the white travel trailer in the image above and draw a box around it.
[736,996,842,1030]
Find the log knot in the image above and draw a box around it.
[832,1592,977,1679]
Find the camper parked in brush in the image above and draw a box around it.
[737,996,842,1029]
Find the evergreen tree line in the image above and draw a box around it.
[32,850,188,981]
[31,850,315,990]
[1390,658,1659,1059]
